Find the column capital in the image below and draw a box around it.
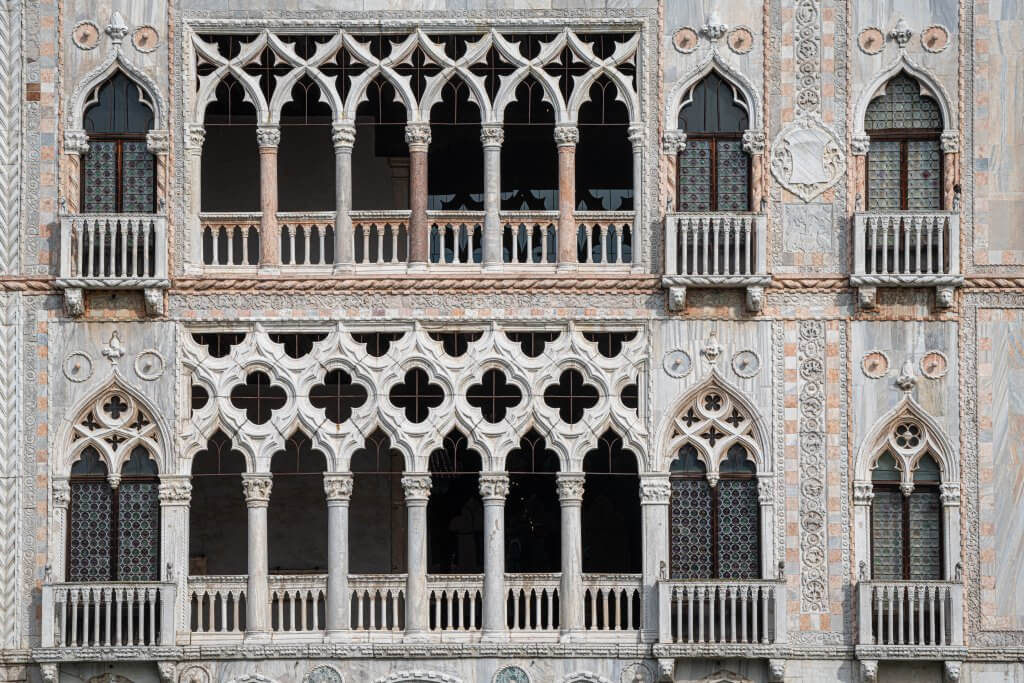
[478,472,510,502]
[256,125,281,148]
[64,129,90,155]
[555,472,586,503]
[638,474,671,504]
[158,475,192,505]
[405,123,432,150]
[853,481,874,505]
[480,124,505,148]
[186,124,206,151]
[627,123,646,148]
[332,122,356,150]
[146,129,170,154]
[941,130,960,154]
[940,483,961,507]
[757,477,774,505]
[402,473,432,503]
[324,472,354,502]
[553,124,579,147]
[851,134,871,156]
[742,129,766,155]
[241,473,273,506]
[52,479,71,508]
[662,129,687,155]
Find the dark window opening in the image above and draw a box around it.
[268,332,328,358]
[269,432,328,573]
[429,330,483,357]
[428,79,483,211]
[389,368,444,423]
[621,382,639,415]
[229,371,287,424]
[190,431,247,576]
[279,78,335,212]
[466,368,522,423]
[190,384,209,413]
[350,430,407,574]
[505,429,561,573]
[310,369,369,424]
[543,369,599,424]
[505,330,560,358]
[582,330,638,358]
[202,75,259,212]
[191,332,246,357]
[351,331,404,357]
[576,78,632,212]
[428,430,483,574]
[353,77,409,211]
[502,78,557,210]
[582,430,640,573]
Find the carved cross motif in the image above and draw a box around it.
[101,331,125,364]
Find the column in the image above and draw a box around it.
[185,124,206,271]
[639,474,670,643]
[401,473,432,638]
[63,130,89,213]
[662,130,687,213]
[146,130,170,210]
[332,123,356,272]
[556,472,585,638]
[757,476,777,579]
[554,124,579,271]
[478,472,509,640]
[940,483,961,581]
[324,473,354,635]
[256,125,281,273]
[481,124,504,271]
[853,481,874,580]
[851,135,870,210]
[158,475,192,640]
[50,479,71,582]
[628,124,645,269]
[241,473,273,637]
[742,130,766,212]
[405,123,431,269]
[941,131,959,210]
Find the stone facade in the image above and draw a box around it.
[3,0,1023,683]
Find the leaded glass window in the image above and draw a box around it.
[676,72,751,211]
[870,451,943,580]
[82,72,156,213]
[69,449,113,582]
[865,73,943,211]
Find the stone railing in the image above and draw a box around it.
[57,214,170,315]
[502,212,558,265]
[269,574,327,633]
[427,574,484,632]
[657,579,787,647]
[576,211,634,266]
[857,580,963,649]
[200,212,261,268]
[188,575,247,636]
[428,212,485,266]
[506,573,560,633]
[278,213,335,266]
[41,581,176,648]
[353,211,411,267]
[583,573,642,632]
[662,212,770,312]
[851,211,962,308]
[350,574,406,632]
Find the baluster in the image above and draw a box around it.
[115,219,125,277]
[136,220,145,277]
[903,217,911,274]
[711,218,720,275]
[940,585,948,646]
[917,585,925,645]
[758,585,767,644]
[319,224,328,265]
[729,586,737,642]
[147,587,156,645]
[867,217,876,274]
[743,218,752,275]
[363,224,372,264]
[679,218,689,275]
[103,588,112,646]
[695,586,704,643]
[73,219,84,276]
[88,222,98,276]
[930,585,938,645]
[92,587,102,646]
[602,589,610,629]
[896,585,904,644]
[122,587,132,645]
[687,586,695,643]
[938,216,946,272]
[719,585,727,642]
[70,589,80,646]
[880,218,889,273]
[700,218,710,275]
[914,216,922,274]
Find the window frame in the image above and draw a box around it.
[81,131,156,214]
[865,128,943,211]
[675,132,752,213]
[870,477,944,581]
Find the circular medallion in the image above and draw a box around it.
[921,25,949,53]
[663,349,693,378]
[673,27,700,54]
[178,666,210,683]
[494,667,529,683]
[727,27,754,54]
[731,349,761,378]
[304,666,342,683]
[134,349,165,381]
[920,350,949,379]
[132,25,160,53]
[72,20,101,50]
[621,663,654,683]
[861,351,889,379]
[857,27,885,55]
[63,352,93,382]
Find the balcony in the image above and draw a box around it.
[662,213,770,312]
[851,211,962,309]
[58,214,170,316]
[856,580,965,662]
[39,581,177,656]
[199,211,633,274]
[654,579,787,659]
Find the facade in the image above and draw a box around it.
[0,0,1022,682]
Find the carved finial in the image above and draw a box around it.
[955,562,963,582]
[778,560,785,581]
[659,560,667,581]
[896,359,917,393]
[702,331,722,366]
[44,564,52,584]
[889,17,912,49]
[859,560,868,580]
[106,11,129,45]
[102,331,125,365]
[701,11,729,42]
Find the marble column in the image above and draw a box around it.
[402,473,432,638]
[185,124,206,271]
[256,125,281,273]
[662,131,686,213]
[628,124,644,269]
[481,124,504,271]
[853,481,874,579]
[146,130,170,211]
[405,124,431,270]
[639,474,670,643]
[554,124,579,271]
[478,472,510,639]
[757,477,777,579]
[851,135,870,210]
[158,475,192,638]
[940,484,961,581]
[324,473,354,636]
[941,132,959,211]
[241,473,273,637]
[50,479,71,582]
[332,123,356,273]
[62,130,89,213]
[556,472,585,638]
[742,130,766,212]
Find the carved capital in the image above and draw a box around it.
[553,124,579,147]
[401,473,432,503]
[332,123,356,150]
[480,125,505,148]
[323,473,354,502]
[742,129,766,155]
[853,481,875,505]
[256,125,281,148]
[107,473,121,490]
[186,124,206,151]
[404,123,432,149]
[706,472,720,488]
[241,473,273,505]
[478,473,510,501]
[941,131,960,154]
[662,130,687,155]
[899,481,916,497]
[64,129,90,155]
[627,124,646,148]
[52,480,71,508]
[757,477,774,505]
[940,483,961,506]
[158,477,192,504]
[146,129,170,154]
[639,476,671,504]
[852,134,871,156]
[555,473,586,503]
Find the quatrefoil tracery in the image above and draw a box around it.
[70,391,161,471]
[669,388,760,472]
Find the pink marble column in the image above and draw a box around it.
[257,125,281,272]
[554,125,579,271]
[941,132,959,211]
[406,124,431,269]
[742,130,766,212]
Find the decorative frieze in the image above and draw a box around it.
[797,320,828,614]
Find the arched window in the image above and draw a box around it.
[190,431,247,575]
[864,73,943,211]
[350,430,406,573]
[871,451,942,580]
[69,446,160,581]
[582,430,640,573]
[676,72,751,212]
[269,432,327,573]
[669,444,760,579]
[82,72,156,213]
[428,430,483,573]
[505,429,560,573]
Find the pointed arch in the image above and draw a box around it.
[69,50,166,131]
[853,53,956,139]
[855,395,957,484]
[665,51,763,131]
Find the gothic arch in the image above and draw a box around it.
[852,53,956,140]
[69,37,166,131]
[191,31,271,123]
[665,51,763,131]
[855,395,958,485]
[266,32,346,124]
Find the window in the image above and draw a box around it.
[669,445,760,579]
[82,73,156,213]
[865,73,943,211]
[676,72,751,212]
[68,446,160,581]
[871,451,942,580]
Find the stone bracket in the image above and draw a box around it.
[666,285,766,313]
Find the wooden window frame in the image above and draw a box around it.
[865,129,943,211]
[676,132,751,212]
[81,132,156,214]
[870,480,944,581]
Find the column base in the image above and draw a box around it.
[325,629,350,640]
[407,261,428,273]
[480,629,510,642]
[402,629,431,643]
[332,263,355,275]
[556,262,578,273]
[482,261,504,273]
[558,628,586,643]
[243,630,272,642]
[257,265,281,277]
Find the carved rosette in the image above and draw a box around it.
[64,129,90,155]
[555,473,586,503]
[146,129,170,154]
[662,130,686,155]
[158,478,192,505]
[256,125,281,148]
[553,124,580,147]
[241,473,273,506]
[478,473,510,502]
[324,473,354,502]
[742,130,766,156]
[185,124,206,151]
[332,123,356,150]
[404,123,432,150]
[52,479,71,508]
[401,473,432,503]
[480,125,505,148]
[639,476,671,504]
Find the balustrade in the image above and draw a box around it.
[60,214,168,282]
[505,573,560,632]
[583,574,641,632]
[349,574,406,632]
[658,579,786,645]
[201,213,261,267]
[352,211,410,266]
[576,212,634,266]
[279,213,335,266]
[427,575,483,632]
[188,575,247,636]
[857,581,963,648]
[41,581,175,648]
[428,213,484,266]
[664,213,765,279]
[502,212,558,265]
[269,575,326,633]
